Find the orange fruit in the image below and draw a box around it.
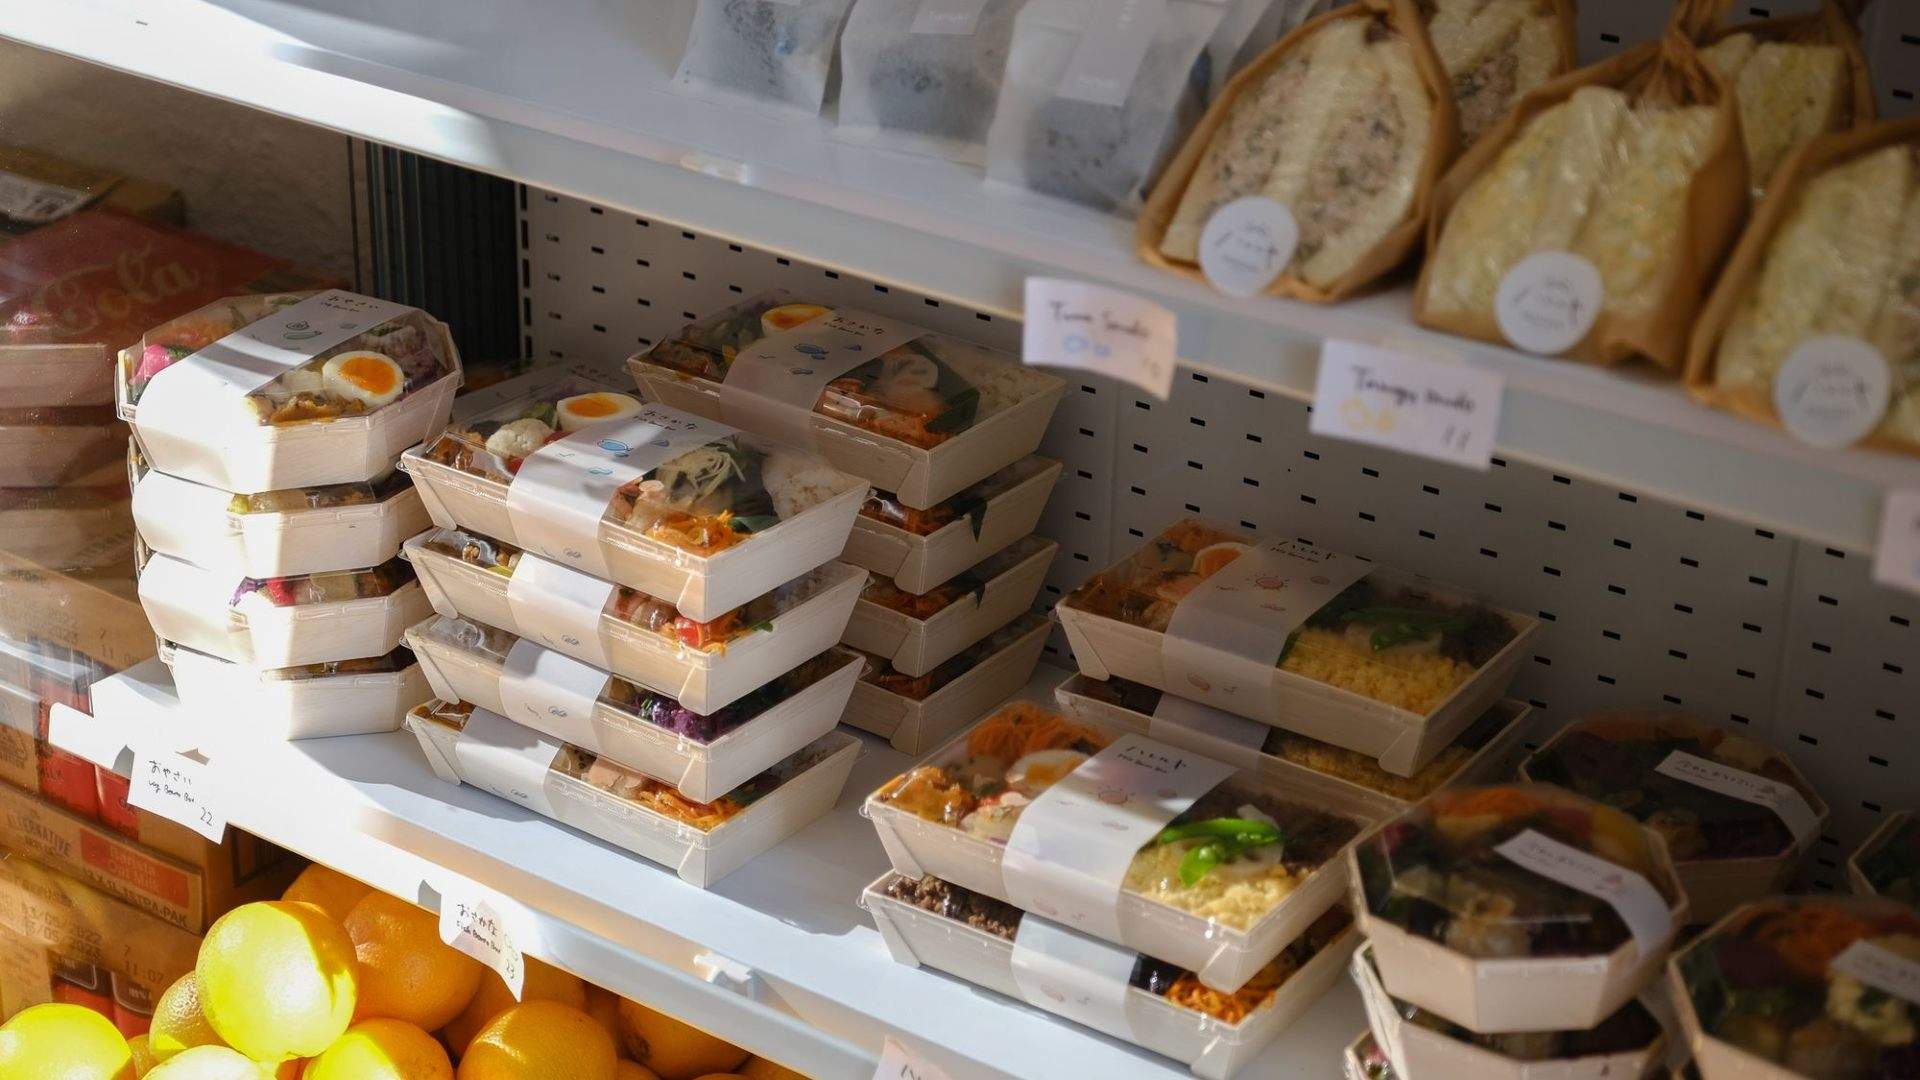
[457,1001,616,1080]
[614,1064,659,1080]
[739,1059,807,1080]
[305,1019,450,1080]
[0,1002,134,1078]
[281,867,372,927]
[343,893,483,1031]
[615,1001,745,1080]
[440,956,585,1057]
[150,973,227,1060]
[196,901,357,1062]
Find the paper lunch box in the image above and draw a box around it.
[864,702,1381,992]
[843,535,1056,677]
[1847,809,1916,900]
[842,609,1050,755]
[629,292,1066,509]
[400,369,867,623]
[406,699,861,887]
[117,290,462,493]
[401,528,866,714]
[842,455,1061,594]
[137,550,429,668]
[1057,520,1538,777]
[864,872,1358,1080]
[0,407,126,486]
[405,613,861,803]
[159,640,427,740]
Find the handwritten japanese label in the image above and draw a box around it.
[1655,750,1819,843]
[1056,0,1167,107]
[1496,252,1602,356]
[1023,278,1176,400]
[911,0,991,34]
[1198,197,1298,298]
[1831,940,1920,1006]
[873,1037,956,1080]
[1873,490,1920,599]
[1311,340,1503,470]
[1775,336,1891,449]
[126,751,226,842]
[1496,829,1672,957]
[438,891,526,999]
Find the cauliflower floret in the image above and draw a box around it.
[484,417,554,459]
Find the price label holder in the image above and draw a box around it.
[874,1037,957,1080]
[1874,489,1920,598]
[436,883,528,1000]
[1023,278,1177,400]
[127,748,227,842]
[1311,339,1504,470]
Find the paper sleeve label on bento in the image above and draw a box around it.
[1010,915,1137,1038]
[452,707,563,817]
[1654,751,1819,844]
[497,638,610,750]
[719,309,923,451]
[1831,940,1920,1005]
[1495,829,1672,958]
[504,555,617,670]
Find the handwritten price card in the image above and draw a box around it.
[127,750,227,842]
[1311,340,1504,470]
[439,890,527,999]
[873,1038,956,1080]
[1023,278,1177,400]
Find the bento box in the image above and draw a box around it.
[864,872,1356,1080]
[406,699,860,887]
[159,640,427,740]
[117,290,461,493]
[401,528,865,714]
[842,535,1056,676]
[864,701,1381,991]
[1520,712,1828,924]
[842,456,1061,594]
[404,613,861,803]
[1057,521,1538,777]
[0,406,125,486]
[628,292,1064,508]
[1352,784,1688,1033]
[400,370,866,622]
[842,610,1049,754]
[0,486,132,571]
[1848,810,1917,901]
[1349,1030,1394,1080]
[1053,674,1530,811]
[1353,941,1669,1080]
[137,550,430,668]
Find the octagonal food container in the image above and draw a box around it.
[159,640,427,740]
[842,456,1061,594]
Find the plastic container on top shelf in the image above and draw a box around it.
[405,698,861,887]
[865,700,1381,991]
[1057,520,1537,777]
[400,370,865,623]
[117,289,461,493]
[158,640,427,741]
[841,455,1061,595]
[400,528,864,715]
[628,292,1064,509]
[1351,784,1688,1034]
[841,608,1050,754]
[404,613,861,803]
[1848,810,1918,901]
[842,535,1056,676]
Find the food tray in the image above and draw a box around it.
[405,613,861,802]
[406,700,861,887]
[400,368,867,623]
[401,529,865,714]
[1847,809,1916,900]
[0,410,126,486]
[842,536,1055,677]
[159,640,427,741]
[1053,675,1530,812]
[842,610,1049,754]
[1347,1030,1389,1080]
[863,872,1356,1080]
[0,487,132,572]
[136,551,429,668]
[865,704,1382,991]
[841,456,1061,594]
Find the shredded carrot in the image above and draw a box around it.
[1751,904,1875,979]
[964,702,1108,761]
[1433,785,1540,820]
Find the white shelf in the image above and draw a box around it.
[5,0,1918,553]
[53,659,1363,1080]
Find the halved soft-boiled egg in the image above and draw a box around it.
[555,391,642,432]
[1005,748,1089,797]
[320,351,404,408]
[760,303,830,337]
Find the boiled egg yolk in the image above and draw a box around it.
[554,391,643,432]
[321,351,404,408]
[760,303,831,336]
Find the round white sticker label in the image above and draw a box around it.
[1773,336,1891,449]
[1496,252,1604,356]
[1199,197,1299,299]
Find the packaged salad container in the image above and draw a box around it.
[628,292,1065,509]
[1669,896,1920,1080]
[158,640,427,741]
[130,445,427,579]
[842,609,1050,754]
[865,701,1380,991]
[0,405,126,486]
[1848,811,1918,901]
[400,528,864,715]
[1352,784,1688,1033]
[1353,941,1669,1080]
[1058,521,1537,777]
[863,872,1356,1080]
[1520,712,1828,924]
[1052,675,1530,811]
[405,699,861,886]
[404,613,861,803]
[400,370,866,622]
[136,550,430,668]
[843,536,1055,677]
[117,290,461,493]
[842,455,1061,595]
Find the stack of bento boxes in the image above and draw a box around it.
[125,290,457,744]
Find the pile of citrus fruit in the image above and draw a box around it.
[0,864,808,1080]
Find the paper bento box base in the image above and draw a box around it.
[1344,1031,1374,1080]
[839,616,1050,755]
[862,872,1356,1080]
[1668,951,1794,1080]
[839,457,1062,595]
[133,469,430,580]
[161,644,427,741]
[842,539,1055,677]
[1847,809,1910,898]
[137,556,432,669]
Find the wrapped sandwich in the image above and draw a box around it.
[1422,0,1576,150]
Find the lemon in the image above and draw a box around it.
[142,1046,270,1079]
[304,1019,450,1080]
[281,866,372,927]
[150,973,228,1060]
[615,1064,660,1080]
[197,901,358,1062]
[739,1059,808,1080]
[0,1003,134,1079]
[615,1001,745,1080]
[457,1001,616,1080]
[344,892,483,1030]
[441,956,586,1056]
[128,1035,159,1077]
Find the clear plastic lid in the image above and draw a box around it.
[1857,814,1920,903]
[1355,784,1678,960]
[129,441,409,515]
[1523,711,1820,863]
[860,455,1054,536]
[1676,896,1920,1078]
[859,535,1051,621]
[123,291,456,424]
[415,376,863,558]
[858,609,1048,700]
[165,640,415,681]
[635,291,1056,449]
[873,700,1363,932]
[227,556,414,614]
[1062,520,1520,717]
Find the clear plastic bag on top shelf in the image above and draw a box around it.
[835,0,1023,164]
[672,0,858,116]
